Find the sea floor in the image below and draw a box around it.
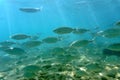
[0,48,120,80]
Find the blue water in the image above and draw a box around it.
[0,0,120,41]
[0,0,120,79]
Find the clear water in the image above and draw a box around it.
[0,0,120,80]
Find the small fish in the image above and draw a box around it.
[23,40,42,48]
[99,28,120,38]
[70,40,92,48]
[103,49,120,57]
[10,34,31,40]
[0,46,10,51]
[53,27,73,34]
[23,72,36,78]
[19,7,41,13]
[42,37,60,43]
[0,41,15,47]
[107,43,120,51]
[85,63,102,72]
[115,21,120,26]
[30,35,40,40]
[4,47,26,55]
[72,28,89,34]
[51,47,66,54]
[22,65,40,73]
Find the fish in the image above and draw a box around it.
[0,41,15,47]
[19,7,41,13]
[0,46,10,51]
[115,21,120,26]
[51,47,66,54]
[22,65,40,73]
[103,49,120,57]
[30,35,40,40]
[107,43,120,51]
[85,63,102,72]
[42,37,60,43]
[72,28,89,34]
[22,40,42,48]
[53,27,73,34]
[99,28,120,38]
[10,34,31,40]
[4,47,26,55]
[23,72,36,78]
[70,40,92,48]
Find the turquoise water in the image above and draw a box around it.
[0,0,120,80]
[0,0,120,40]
